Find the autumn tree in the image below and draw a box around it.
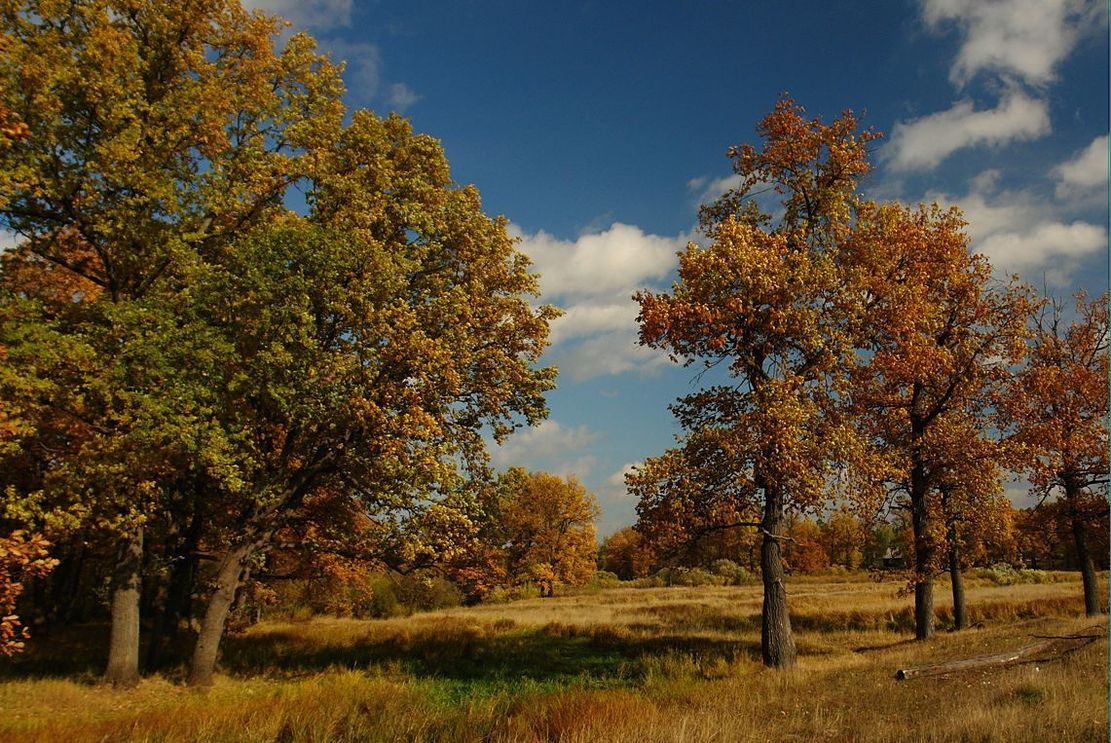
[498,469,599,596]
[820,508,865,570]
[0,0,558,689]
[0,0,345,685]
[0,531,55,655]
[632,98,878,668]
[1000,292,1108,615]
[180,140,557,684]
[929,413,1013,629]
[598,526,654,580]
[786,519,829,573]
[844,201,1032,639]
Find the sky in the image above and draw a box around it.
[249,0,1110,536]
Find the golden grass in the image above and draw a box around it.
[0,573,1106,742]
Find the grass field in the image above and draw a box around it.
[0,573,1107,742]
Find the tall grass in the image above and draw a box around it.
[0,573,1105,742]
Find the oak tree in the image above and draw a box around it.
[1001,292,1108,615]
[632,98,877,668]
[498,469,599,597]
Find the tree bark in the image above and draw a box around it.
[104,525,144,687]
[187,540,255,687]
[146,501,204,671]
[948,531,966,630]
[910,461,934,640]
[760,484,796,669]
[1064,480,1101,616]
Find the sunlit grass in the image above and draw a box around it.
[0,573,1105,742]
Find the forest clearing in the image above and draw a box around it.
[1,574,1106,743]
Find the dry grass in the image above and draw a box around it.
[0,573,1106,742]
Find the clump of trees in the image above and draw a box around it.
[0,0,564,687]
[629,97,1108,667]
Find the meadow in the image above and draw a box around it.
[0,573,1106,742]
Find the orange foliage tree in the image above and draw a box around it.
[631,98,878,668]
[598,526,655,580]
[499,469,599,596]
[786,519,829,573]
[844,201,1032,639]
[1000,292,1109,615]
[820,508,865,570]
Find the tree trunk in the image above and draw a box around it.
[948,533,966,630]
[104,526,144,687]
[760,485,796,669]
[146,503,204,671]
[188,535,266,687]
[910,462,934,640]
[1065,481,1101,616]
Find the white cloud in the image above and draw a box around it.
[511,222,684,380]
[548,302,636,345]
[689,173,743,205]
[553,330,670,382]
[322,39,381,99]
[884,90,1050,171]
[928,174,1106,282]
[921,0,1102,87]
[384,83,421,112]
[492,420,599,467]
[1053,134,1109,198]
[512,222,682,300]
[244,0,353,31]
[976,221,1106,281]
[603,462,640,498]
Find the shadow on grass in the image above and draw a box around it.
[0,619,762,690]
[220,621,761,688]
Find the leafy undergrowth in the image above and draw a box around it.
[0,576,1106,742]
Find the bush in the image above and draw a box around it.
[484,582,542,604]
[642,566,725,588]
[395,573,464,612]
[709,560,756,586]
[970,563,1053,586]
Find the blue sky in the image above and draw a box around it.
[252,0,1109,536]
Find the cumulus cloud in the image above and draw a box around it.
[511,223,684,381]
[884,91,1050,171]
[553,331,671,382]
[491,420,600,480]
[513,223,681,300]
[492,420,597,465]
[242,4,419,111]
[244,0,353,31]
[1053,134,1109,198]
[921,0,1102,87]
[928,173,1106,283]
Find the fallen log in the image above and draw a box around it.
[894,640,1053,681]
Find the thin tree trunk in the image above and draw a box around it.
[1065,481,1101,616]
[948,532,966,630]
[104,525,144,687]
[910,462,934,640]
[760,484,796,669]
[187,541,254,687]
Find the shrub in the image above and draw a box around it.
[395,573,464,612]
[970,563,1053,586]
[709,560,755,585]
